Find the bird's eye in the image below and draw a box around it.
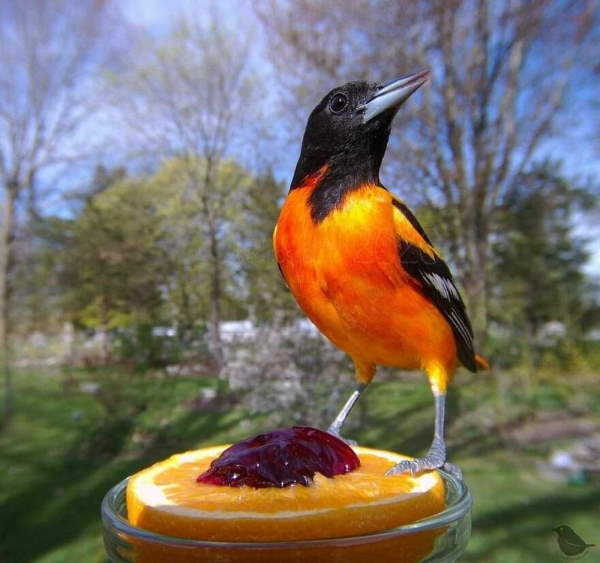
[329,93,348,114]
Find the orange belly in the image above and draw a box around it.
[273,183,457,374]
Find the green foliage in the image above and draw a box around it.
[490,162,597,366]
[147,156,255,326]
[43,157,294,366]
[61,174,168,329]
[112,325,189,368]
[493,162,593,331]
[233,170,296,320]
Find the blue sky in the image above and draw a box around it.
[121,0,193,34]
[121,0,599,275]
[121,0,257,37]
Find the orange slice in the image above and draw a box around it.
[126,445,446,562]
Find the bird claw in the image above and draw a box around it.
[386,458,432,476]
[386,455,445,476]
[442,462,463,480]
[386,457,464,479]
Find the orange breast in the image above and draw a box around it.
[273,181,457,372]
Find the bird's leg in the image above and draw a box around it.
[387,392,452,476]
[327,383,367,445]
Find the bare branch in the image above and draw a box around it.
[256,0,597,337]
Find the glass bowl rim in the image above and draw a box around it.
[102,467,472,550]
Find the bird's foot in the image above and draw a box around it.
[386,456,463,478]
[442,461,463,480]
[386,456,442,476]
[386,441,446,476]
[326,427,357,446]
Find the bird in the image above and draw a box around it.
[273,70,488,475]
[553,525,595,558]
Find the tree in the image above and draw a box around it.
[492,162,595,359]
[61,175,167,336]
[107,12,260,369]
[257,0,597,342]
[55,157,258,365]
[233,170,295,321]
[149,157,254,333]
[0,0,121,425]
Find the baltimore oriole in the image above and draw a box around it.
[273,71,487,475]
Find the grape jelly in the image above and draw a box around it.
[197,426,360,488]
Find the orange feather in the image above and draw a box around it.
[274,177,463,393]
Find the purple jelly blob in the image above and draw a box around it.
[197,426,360,488]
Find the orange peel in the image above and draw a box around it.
[126,445,446,562]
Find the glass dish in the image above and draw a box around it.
[102,468,471,563]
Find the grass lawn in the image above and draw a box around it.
[1,368,599,562]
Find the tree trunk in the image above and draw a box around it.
[23,170,38,334]
[201,160,224,373]
[0,182,16,427]
[99,297,110,363]
[463,223,489,347]
[207,217,224,371]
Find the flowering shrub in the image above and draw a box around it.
[221,319,354,428]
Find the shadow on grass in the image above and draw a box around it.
[0,404,245,563]
[464,489,600,562]
[352,382,501,458]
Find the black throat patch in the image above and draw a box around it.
[307,172,367,223]
[300,151,383,223]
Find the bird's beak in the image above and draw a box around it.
[361,70,430,123]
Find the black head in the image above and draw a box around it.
[291,71,429,193]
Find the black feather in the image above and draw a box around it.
[397,240,477,372]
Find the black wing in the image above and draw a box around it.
[397,240,477,372]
